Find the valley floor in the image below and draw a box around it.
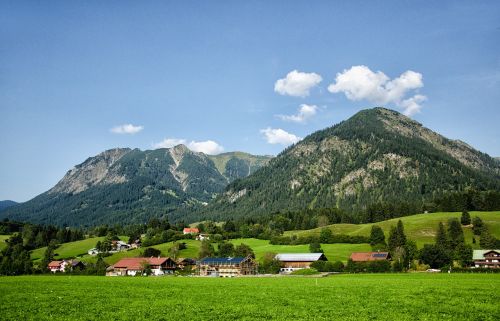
[1,274,499,320]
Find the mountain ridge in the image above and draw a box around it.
[181,107,500,223]
[0,145,271,226]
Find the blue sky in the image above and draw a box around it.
[1,1,499,202]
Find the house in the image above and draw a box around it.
[198,256,257,277]
[68,260,85,271]
[196,234,210,241]
[48,259,85,273]
[106,257,177,276]
[130,239,142,249]
[349,252,391,262]
[88,248,99,255]
[48,260,68,273]
[111,240,131,252]
[183,227,199,235]
[275,253,328,273]
[176,257,197,270]
[473,250,500,268]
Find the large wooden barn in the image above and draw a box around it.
[275,253,328,273]
[198,256,257,277]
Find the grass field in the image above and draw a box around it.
[0,234,9,250]
[0,274,498,320]
[31,236,128,261]
[284,211,500,248]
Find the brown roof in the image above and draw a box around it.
[350,252,390,262]
[113,257,170,270]
[183,227,199,233]
[48,260,63,268]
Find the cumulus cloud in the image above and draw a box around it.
[152,138,224,155]
[110,124,144,134]
[277,104,318,123]
[188,140,224,155]
[260,128,301,145]
[327,65,427,116]
[400,94,427,116]
[274,70,322,97]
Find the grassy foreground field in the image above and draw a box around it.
[0,274,499,320]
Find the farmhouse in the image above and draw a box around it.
[349,252,391,262]
[198,256,257,277]
[183,227,199,235]
[111,240,131,252]
[48,260,85,273]
[275,253,327,273]
[176,257,197,270]
[473,250,500,268]
[107,257,177,276]
[48,260,68,273]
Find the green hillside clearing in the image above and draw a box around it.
[284,211,500,247]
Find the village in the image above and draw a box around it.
[47,227,500,277]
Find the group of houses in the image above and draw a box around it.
[103,250,393,277]
[87,239,141,256]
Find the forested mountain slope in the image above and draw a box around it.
[0,145,270,226]
[187,107,500,222]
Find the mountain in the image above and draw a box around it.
[186,107,500,222]
[0,200,18,212]
[209,152,272,183]
[0,145,270,226]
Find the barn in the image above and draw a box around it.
[275,253,328,273]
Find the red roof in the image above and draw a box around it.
[183,227,199,234]
[113,257,170,270]
[48,260,63,268]
[350,252,390,262]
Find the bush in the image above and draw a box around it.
[143,247,162,257]
[290,268,319,275]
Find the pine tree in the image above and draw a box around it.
[460,210,471,225]
[369,225,386,246]
[435,222,449,250]
[447,218,465,250]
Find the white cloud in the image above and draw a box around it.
[260,128,301,145]
[274,70,322,97]
[277,104,318,123]
[187,140,224,155]
[327,65,427,116]
[400,94,427,116]
[152,138,224,155]
[152,138,187,149]
[110,124,144,134]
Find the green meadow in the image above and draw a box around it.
[20,211,500,265]
[285,211,500,247]
[0,274,498,320]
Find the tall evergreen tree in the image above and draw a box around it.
[460,210,471,225]
[447,218,465,250]
[370,225,386,246]
[435,222,449,250]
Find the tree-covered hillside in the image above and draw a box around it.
[0,145,269,226]
[185,107,500,222]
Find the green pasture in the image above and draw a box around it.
[0,274,498,320]
[284,211,500,247]
[0,235,9,250]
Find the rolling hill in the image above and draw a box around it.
[0,146,270,226]
[27,211,499,264]
[189,107,500,223]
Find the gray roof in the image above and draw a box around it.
[473,250,500,260]
[275,253,326,262]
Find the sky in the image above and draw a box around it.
[1,1,499,202]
